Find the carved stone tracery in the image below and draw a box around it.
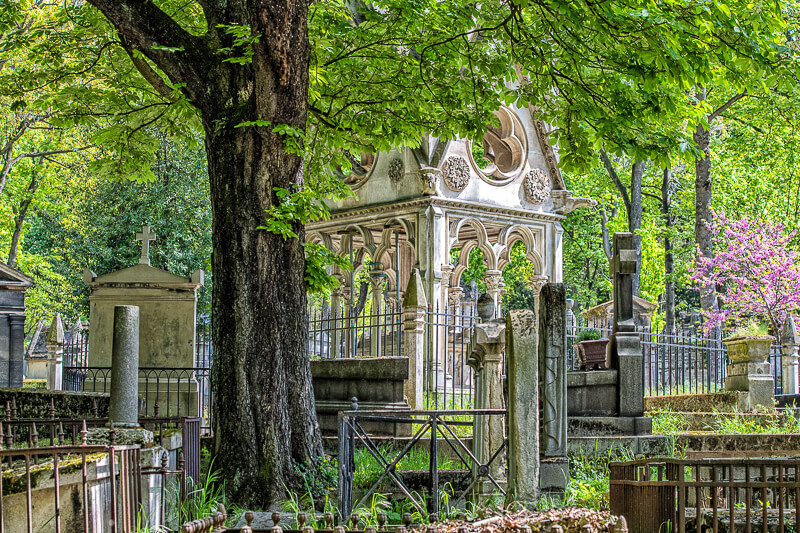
[388,158,404,183]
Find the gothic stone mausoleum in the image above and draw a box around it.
[306,104,593,408]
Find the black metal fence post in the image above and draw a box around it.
[337,413,354,522]
[428,415,438,518]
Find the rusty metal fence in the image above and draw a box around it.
[610,457,800,533]
[337,408,506,520]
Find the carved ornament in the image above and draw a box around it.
[524,169,551,205]
[442,156,471,191]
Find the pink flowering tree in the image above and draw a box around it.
[690,212,800,339]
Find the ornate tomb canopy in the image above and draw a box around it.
[307,103,594,310]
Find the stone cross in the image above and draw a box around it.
[135,224,157,266]
[610,233,637,334]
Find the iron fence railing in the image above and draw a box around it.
[62,367,212,434]
[308,306,402,359]
[423,307,479,410]
[337,408,506,520]
[610,457,800,533]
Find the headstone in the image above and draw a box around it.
[45,314,64,390]
[109,305,140,427]
[782,315,800,395]
[538,283,569,496]
[608,233,645,418]
[84,225,203,416]
[0,262,32,388]
[505,309,539,507]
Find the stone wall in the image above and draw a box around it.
[644,391,748,413]
[0,388,109,419]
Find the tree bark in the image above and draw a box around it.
[87,0,324,507]
[8,169,39,269]
[661,167,675,335]
[694,103,717,315]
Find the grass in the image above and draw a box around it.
[353,444,462,490]
[649,407,800,435]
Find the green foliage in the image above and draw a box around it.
[731,320,770,337]
[576,329,601,342]
[293,456,338,501]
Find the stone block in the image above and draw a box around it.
[567,370,618,417]
[747,376,775,411]
[726,361,770,378]
[616,333,644,417]
[539,457,569,496]
[568,416,651,437]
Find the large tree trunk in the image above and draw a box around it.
[86,0,324,508]
[694,118,717,316]
[8,170,39,268]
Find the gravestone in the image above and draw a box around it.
[538,283,569,496]
[84,224,203,416]
[608,233,645,418]
[0,262,32,388]
[782,316,799,395]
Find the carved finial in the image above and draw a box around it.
[58,422,65,446]
[80,420,88,445]
[11,397,17,419]
[350,514,359,530]
[324,512,334,529]
[161,450,169,469]
[5,401,10,421]
[350,397,358,411]
[246,511,255,526]
[31,422,39,448]
[297,512,307,529]
[403,513,413,528]
[50,398,56,420]
[377,512,387,531]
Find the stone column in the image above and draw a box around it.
[402,270,426,410]
[369,266,385,357]
[538,283,569,496]
[448,286,464,315]
[470,298,506,486]
[330,279,345,359]
[341,282,353,358]
[782,315,800,395]
[8,315,25,388]
[484,270,503,318]
[109,305,140,427]
[505,309,539,507]
[46,314,64,391]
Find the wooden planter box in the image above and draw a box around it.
[575,339,610,370]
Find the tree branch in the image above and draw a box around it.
[600,148,631,212]
[125,50,178,103]
[709,92,747,122]
[86,0,211,104]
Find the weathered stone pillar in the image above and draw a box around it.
[109,305,140,427]
[470,297,506,486]
[8,315,25,388]
[505,309,539,507]
[538,283,569,496]
[45,314,64,391]
[782,316,799,395]
[330,278,344,359]
[402,269,426,410]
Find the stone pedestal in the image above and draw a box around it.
[470,319,506,487]
[723,336,775,411]
[505,309,539,506]
[0,263,32,388]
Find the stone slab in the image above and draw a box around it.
[539,457,569,496]
[727,361,771,378]
[644,391,747,413]
[568,416,652,437]
[568,435,673,456]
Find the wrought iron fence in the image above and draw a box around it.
[308,306,402,359]
[423,306,479,410]
[337,408,506,519]
[566,315,787,396]
[610,457,800,533]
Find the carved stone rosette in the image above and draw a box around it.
[442,156,471,191]
[388,158,404,183]
[524,168,551,205]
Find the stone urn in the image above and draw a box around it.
[723,335,775,364]
[575,338,610,370]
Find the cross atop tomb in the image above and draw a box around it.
[135,224,156,266]
[611,232,637,334]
